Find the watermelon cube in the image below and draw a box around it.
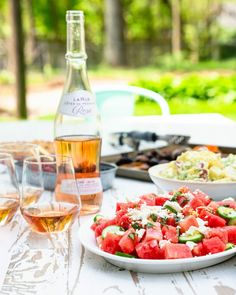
[224,226,236,244]
[202,237,226,254]
[135,240,163,259]
[179,215,199,233]
[145,223,163,242]
[101,233,122,254]
[164,243,193,259]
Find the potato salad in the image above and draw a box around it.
[160,150,236,182]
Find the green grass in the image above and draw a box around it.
[0,116,17,122]
[88,58,236,78]
[37,98,236,121]
[134,99,236,121]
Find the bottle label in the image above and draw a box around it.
[59,90,96,117]
[60,179,79,195]
[77,177,102,195]
[60,177,102,195]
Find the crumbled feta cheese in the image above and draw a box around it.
[177,212,184,219]
[135,228,145,239]
[185,224,208,236]
[128,204,172,226]
[194,189,210,199]
[184,192,194,200]
[184,226,199,236]
[196,217,207,227]
[141,218,150,227]
[126,195,139,203]
[128,205,162,221]
[164,201,182,212]
[159,240,170,249]
[159,193,171,199]
[117,230,125,236]
[158,209,170,219]
[186,241,197,250]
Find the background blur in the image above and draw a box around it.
[1,0,236,120]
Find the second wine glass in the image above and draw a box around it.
[0,153,20,226]
[21,155,81,233]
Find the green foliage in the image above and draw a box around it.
[0,70,14,84]
[133,74,236,102]
[0,0,236,65]
[123,0,170,41]
[134,98,236,121]
[132,73,236,120]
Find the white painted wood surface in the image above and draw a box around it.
[0,115,236,295]
[0,114,236,154]
[0,177,235,295]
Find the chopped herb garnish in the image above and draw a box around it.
[132,223,141,230]
[150,213,157,222]
[128,233,135,240]
[164,204,177,214]
[146,222,154,228]
[175,216,182,223]
[171,191,182,201]
[179,198,188,206]
[159,216,168,226]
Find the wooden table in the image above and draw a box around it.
[0,114,236,295]
[0,178,235,295]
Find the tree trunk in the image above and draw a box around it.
[170,0,181,55]
[10,0,27,119]
[25,0,37,65]
[104,0,126,66]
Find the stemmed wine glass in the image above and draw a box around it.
[21,154,81,233]
[0,153,20,226]
[0,143,39,183]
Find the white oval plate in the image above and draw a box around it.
[79,221,236,273]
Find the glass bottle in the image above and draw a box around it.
[54,10,102,215]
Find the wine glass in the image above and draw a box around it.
[0,143,40,183]
[0,153,20,226]
[21,155,81,233]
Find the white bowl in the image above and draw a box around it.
[148,163,236,201]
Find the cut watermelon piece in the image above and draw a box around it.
[138,194,156,206]
[218,200,236,210]
[117,214,131,230]
[101,233,122,254]
[145,223,163,242]
[182,205,195,216]
[135,239,163,259]
[192,242,206,257]
[116,202,137,212]
[162,225,178,243]
[207,201,219,214]
[224,226,236,244]
[202,237,226,254]
[179,215,199,233]
[205,227,228,244]
[189,198,205,210]
[199,209,226,227]
[118,229,138,254]
[164,243,193,259]
[155,196,169,206]
[192,190,211,206]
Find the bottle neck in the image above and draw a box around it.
[66,11,87,60]
[64,58,91,91]
[64,11,90,91]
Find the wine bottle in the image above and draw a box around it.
[54,10,102,215]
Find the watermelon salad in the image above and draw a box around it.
[91,187,236,259]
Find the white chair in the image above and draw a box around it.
[94,85,170,117]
